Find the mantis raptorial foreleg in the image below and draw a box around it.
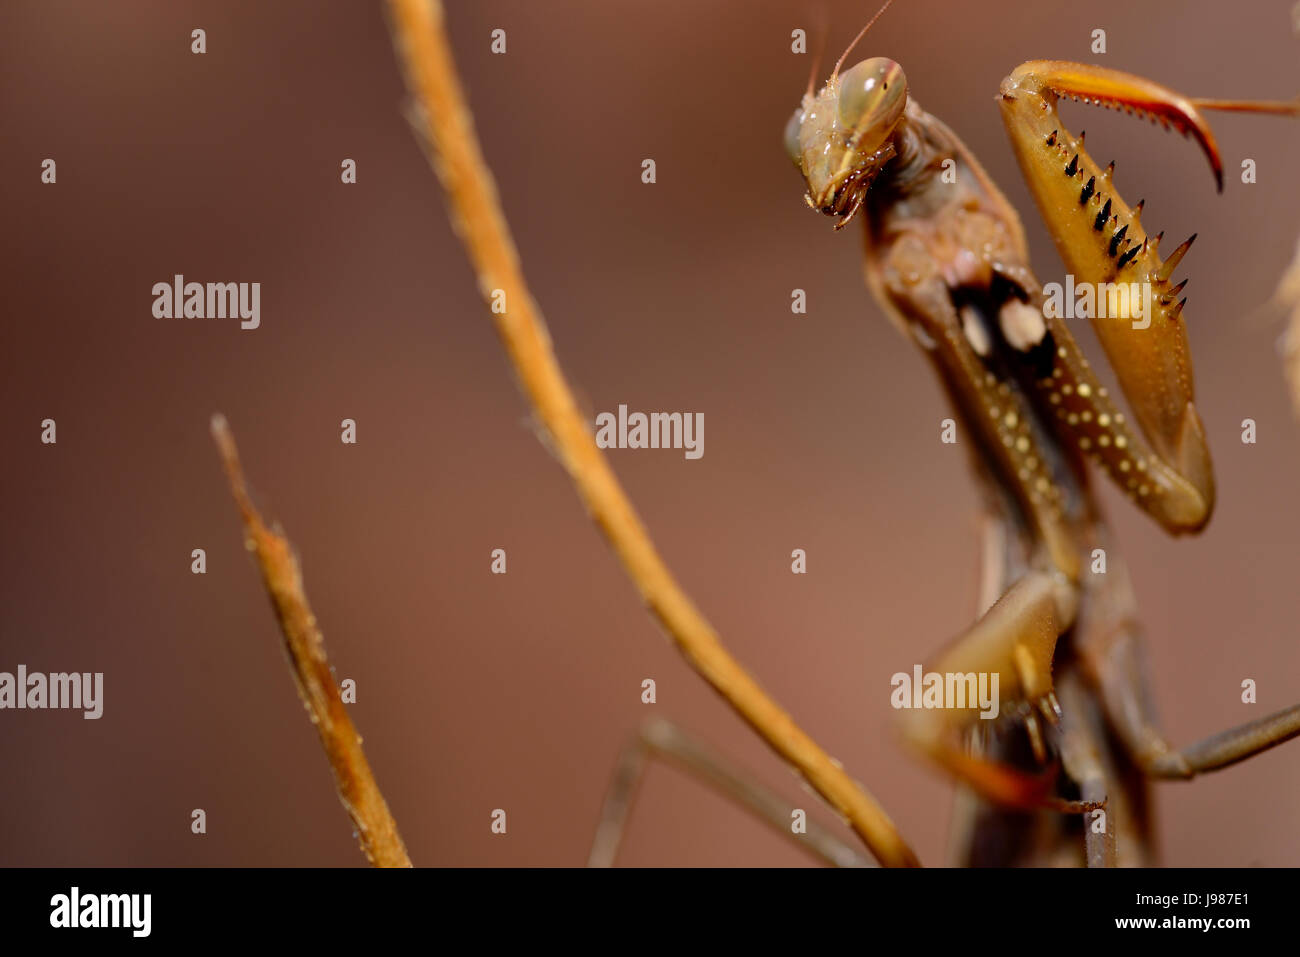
[896,570,1087,811]
[588,718,871,868]
[866,210,1088,811]
[999,62,1298,534]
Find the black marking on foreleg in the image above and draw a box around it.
[1108,224,1128,257]
[1094,198,1112,231]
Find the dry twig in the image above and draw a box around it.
[385,0,917,866]
[211,414,411,868]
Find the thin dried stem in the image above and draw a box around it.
[211,414,412,868]
[385,0,917,867]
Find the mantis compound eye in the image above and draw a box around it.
[783,107,805,169]
[837,57,907,142]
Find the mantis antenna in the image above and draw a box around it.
[830,0,897,82]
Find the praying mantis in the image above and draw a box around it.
[591,5,1300,867]
[775,3,1300,866]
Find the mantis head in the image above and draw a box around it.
[785,56,908,228]
[784,1,905,228]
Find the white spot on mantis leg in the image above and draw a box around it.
[1000,299,1047,351]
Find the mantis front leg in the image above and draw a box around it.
[998,62,1298,534]
[897,570,1077,809]
[870,267,1091,811]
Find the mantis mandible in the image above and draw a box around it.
[774,1,1300,865]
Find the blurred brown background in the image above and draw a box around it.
[1,0,1298,867]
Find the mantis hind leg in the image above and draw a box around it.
[588,717,872,868]
[1088,621,1300,780]
[1077,558,1300,784]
